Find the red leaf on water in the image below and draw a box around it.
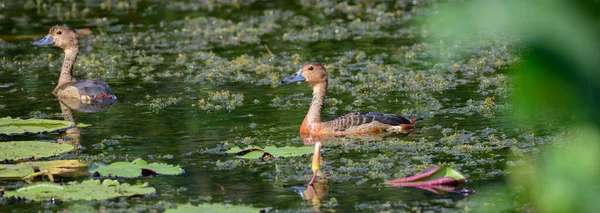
[387,166,441,183]
[399,177,462,187]
[386,165,473,195]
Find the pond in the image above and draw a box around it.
[0,0,563,212]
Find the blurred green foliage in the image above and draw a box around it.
[429,0,600,211]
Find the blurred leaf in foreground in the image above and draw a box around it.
[510,125,600,212]
[427,0,600,211]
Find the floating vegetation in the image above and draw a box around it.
[439,97,510,118]
[268,93,308,110]
[88,158,184,178]
[150,97,182,113]
[208,126,557,184]
[0,141,74,161]
[2,179,155,201]
[0,117,74,136]
[478,74,511,97]
[198,90,244,112]
[134,95,183,113]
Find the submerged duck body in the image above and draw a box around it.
[32,26,116,105]
[282,62,420,136]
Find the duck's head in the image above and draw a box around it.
[281,62,328,86]
[32,26,78,50]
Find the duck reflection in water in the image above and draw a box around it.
[56,97,114,146]
[300,132,413,186]
[287,169,329,212]
[288,132,414,211]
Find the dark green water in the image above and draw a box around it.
[0,0,563,212]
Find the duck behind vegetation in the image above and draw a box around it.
[281,62,420,136]
[32,26,117,105]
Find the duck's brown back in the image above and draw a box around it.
[322,112,413,132]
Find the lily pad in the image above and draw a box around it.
[2,179,155,201]
[226,146,314,160]
[0,141,75,161]
[89,158,184,178]
[165,203,264,213]
[0,117,74,136]
[0,160,88,179]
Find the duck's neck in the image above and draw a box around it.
[303,82,327,125]
[54,47,78,95]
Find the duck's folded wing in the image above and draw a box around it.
[69,80,113,97]
[322,112,412,131]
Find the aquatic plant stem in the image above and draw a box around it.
[308,142,322,185]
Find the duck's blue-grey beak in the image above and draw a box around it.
[31,34,54,46]
[281,69,306,83]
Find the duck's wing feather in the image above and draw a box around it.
[322,112,413,131]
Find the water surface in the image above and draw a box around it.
[0,0,561,212]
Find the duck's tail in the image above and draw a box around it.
[397,117,422,131]
[93,93,118,105]
[410,117,423,123]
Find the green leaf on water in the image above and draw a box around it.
[2,179,155,201]
[165,203,264,213]
[89,158,184,178]
[0,117,74,136]
[0,141,75,161]
[420,165,465,182]
[75,123,92,128]
[0,160,88,179]
[0,164,31,179]
[226,146,314,159]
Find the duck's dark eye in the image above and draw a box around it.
[308,66,314,71]
[56,31,62,35]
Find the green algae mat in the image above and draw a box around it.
[0,141,74,161]
[0,117,74,136]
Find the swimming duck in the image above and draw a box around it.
[32,26,117,104]
[281,62,420,136]
[282,62,421,185]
